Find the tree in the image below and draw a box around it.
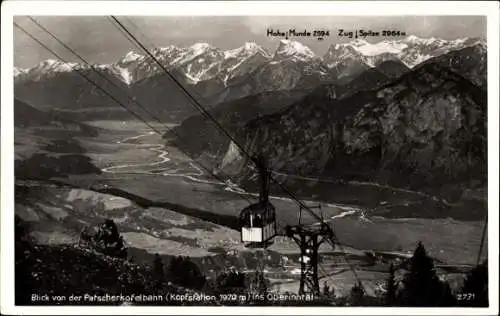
[15,215,32,245]
[399,242,455,306]
[93,219,127,259]
[15,215,34,305]
[213,270,246,295]
[167,256,206,290]
[385,263,397,306]
[152,254,165,289]
[254,270,269,304]
[256,270,268,294]
[459,261,488,307]
[440,280,457,306]
[323,281,330,296]
[348,282,365,306]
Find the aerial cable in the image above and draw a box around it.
[16,19,348,299]
[27,16,163,127]
[109,16,346,232]
[107,17,149,59]
[15,21,164,136]
[110,16,259,163]
[16,23,256,283]
[476,216,487,266]
[114,17,214,108]
[109,16,367,291]
[109,16,338,226]
[15,21,257,208]
[122,16,157,49]
[24,18,258,206]
[110,15,368,292]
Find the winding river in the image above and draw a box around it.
[95,130,484,266]
[100,131,362,223]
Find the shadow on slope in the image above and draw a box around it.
[14,98,102,180]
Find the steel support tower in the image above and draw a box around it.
[285,223,333,296]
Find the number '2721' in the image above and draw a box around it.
[457,293,476,300]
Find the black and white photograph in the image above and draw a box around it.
[1,1,499,314]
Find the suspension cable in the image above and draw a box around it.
[15,22,164,135]
[122,16,157,49]
[110,17,259,163]
[476,216,487,266]
[17,19,253,283]
[107,16,149,59]
[27,17,161,125]
[109,16,367,292]
[16,20,257,209]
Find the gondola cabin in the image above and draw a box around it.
[239,154,277,248]
[240,201,276,245]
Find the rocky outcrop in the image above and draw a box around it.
[416,44,486,88]
[166,89,310,158]
[225,61,486,192]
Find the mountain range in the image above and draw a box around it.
[166,43,487,199]
[217,46,486,196]
[14,36,485,121]
[15,36,483,85]
[13,35,487,197]
[167,59,410,159]
[12,30,489,304]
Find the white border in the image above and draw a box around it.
[1,1,499,315]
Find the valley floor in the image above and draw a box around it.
[14,119,487,298]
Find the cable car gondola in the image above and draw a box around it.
[239,155,277,248]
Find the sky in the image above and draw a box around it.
[13,16,486,68]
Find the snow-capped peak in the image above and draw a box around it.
[243,42,259,50]
[15,59,84,82]
[38,59,58,68]
[274,39,316,60]
[224,42,270,59]
[324,35,483,69]
[152,45,178,54]
[403,35,421,43]
[189,42,212,53]
[15,37,484,86]
[169,42,219,66]
[350,39,370,47]
[337,39,408,57]
[14,67,27,77]
[119,51,142,64]
[450,37,469,45]
[33,59,80,73]
[331,35,470,59]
